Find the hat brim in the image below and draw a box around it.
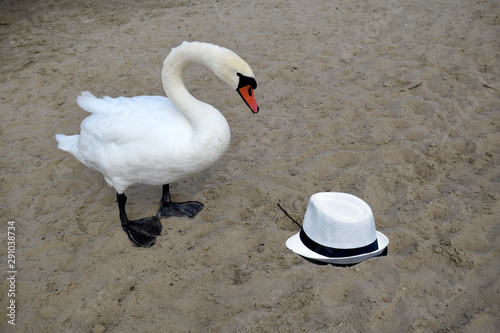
[286,230,389,265]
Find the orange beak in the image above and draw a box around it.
[237,85,259,113]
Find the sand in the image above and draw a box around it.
[1,0,499,331]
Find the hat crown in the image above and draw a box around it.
[303,193,377,249]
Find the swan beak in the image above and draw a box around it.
[237,85,259,113]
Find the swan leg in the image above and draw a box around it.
[157,184,204,218]
[117,193,162,247]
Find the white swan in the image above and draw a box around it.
[55,41,259,247]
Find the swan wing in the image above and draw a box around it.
[78,94,191,144]
[76,94,194,172]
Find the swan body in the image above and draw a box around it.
[56,93,227,194]
[55,41,259,247]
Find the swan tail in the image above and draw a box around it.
[55,134,82,158]
[76,91,115,113]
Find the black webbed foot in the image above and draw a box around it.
[117,192,162,248]
[122,216,162,248]
[157,184,204,218]
[157,201,204,218]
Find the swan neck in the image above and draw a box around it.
[161,49,195,113]
[161,42,219,115]
[160,42,230,150]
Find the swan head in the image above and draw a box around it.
[207,44,259,113]
[164,41,260,113]
[236,73,259,113]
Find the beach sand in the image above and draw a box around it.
[1,0,499,331]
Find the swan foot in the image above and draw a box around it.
[117,193,162,247]
[122,216,162,248]
[157,184,204,218]
[157,201,204,218]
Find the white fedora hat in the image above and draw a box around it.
[286,192,389,265]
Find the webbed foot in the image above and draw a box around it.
[122,216,162,248]
[117,192,162,248]
[157,201,204,218]
[157,184,204,219]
